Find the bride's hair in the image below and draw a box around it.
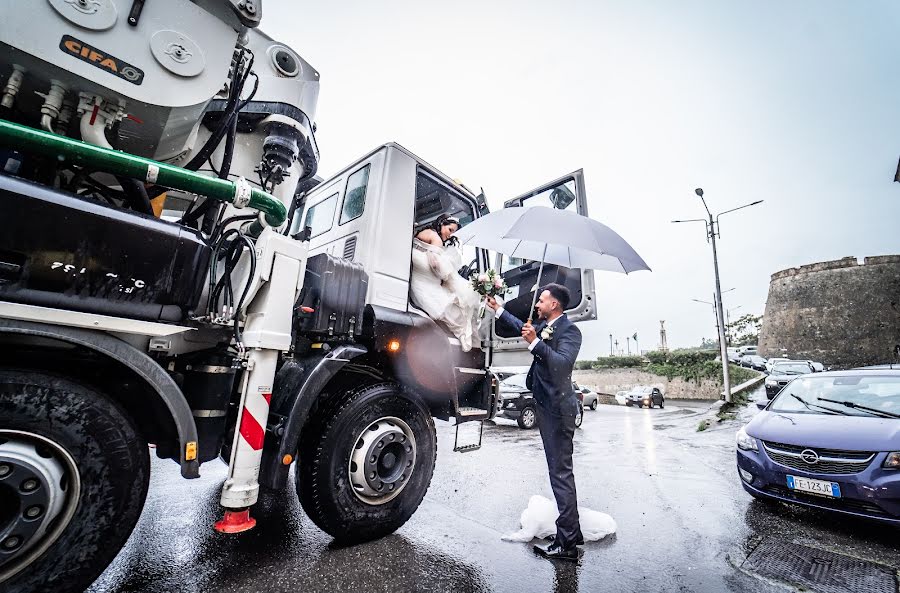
[429,214,461,247]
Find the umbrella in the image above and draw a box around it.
[453,206,651,321]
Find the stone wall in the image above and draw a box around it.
[573,368,724,400]
[758,255,900,368]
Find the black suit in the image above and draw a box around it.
[497,309,584,548]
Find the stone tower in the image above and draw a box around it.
[758,255,900,368]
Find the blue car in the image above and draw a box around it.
[736,369,900,525]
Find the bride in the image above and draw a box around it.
[410,214,484,351]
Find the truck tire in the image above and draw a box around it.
[0,369,149,593]
[296,382,436,544]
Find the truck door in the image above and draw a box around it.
[490,170,597,367]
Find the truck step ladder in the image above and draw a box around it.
[453,419,483,453]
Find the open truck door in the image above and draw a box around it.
[490,170,597,367]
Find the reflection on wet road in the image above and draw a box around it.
[87,397,900,593]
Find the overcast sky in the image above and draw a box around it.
[265,0,900,358]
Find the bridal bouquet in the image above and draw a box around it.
[470,269,507,318]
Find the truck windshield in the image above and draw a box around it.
[415,169,481,272]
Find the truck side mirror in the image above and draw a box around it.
[756,401,768,410]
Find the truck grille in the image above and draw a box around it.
[762,441,875,475]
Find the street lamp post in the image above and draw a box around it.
[726,305,742,345]
[609,334,613,357]
[693,288,734,350]
[674,190,763,403]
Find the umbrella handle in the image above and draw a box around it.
[527,243,548,324]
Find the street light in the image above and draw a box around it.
[674,189,763,403]
[692,288,734,343]
[726,305,742,346]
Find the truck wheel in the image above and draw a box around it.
[574,410,583,428]
[0,369,149,593]
[517,406,537,429]
[296,382,436,544]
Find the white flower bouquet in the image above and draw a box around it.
[469,269,508,318]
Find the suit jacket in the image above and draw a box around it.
[497,309,583,417]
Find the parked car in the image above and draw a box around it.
[574,382,599,410]
[615,390,629,405]
[626,386,664,408]
[737,368,900,525]
[765,357,791,373]
[575,391,584,428]
[806,360,825,372]
[741,355,768,371]
[497,373,584,429]
[738,345,759,356]
[764,361,815,399]
[497,373,538,429]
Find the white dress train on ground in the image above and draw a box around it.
[410,239,483,352]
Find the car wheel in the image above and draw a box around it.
[625,400,632,407]
[296,382,437,543]
[0,369,149,593]
[589,399,598,411]
[517,406,538,429]
[574,410,583,428]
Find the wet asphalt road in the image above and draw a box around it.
[87,391,900,593]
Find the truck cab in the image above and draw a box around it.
[290,142,597,370]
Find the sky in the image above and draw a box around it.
[264,0,900,358]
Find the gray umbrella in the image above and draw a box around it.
[453,206,651,320]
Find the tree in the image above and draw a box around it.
[727,314,763,346]
[699,337,718,350]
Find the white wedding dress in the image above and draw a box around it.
[410,239,483,351]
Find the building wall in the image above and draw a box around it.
[573,368,724,400]
[758,255,900,368]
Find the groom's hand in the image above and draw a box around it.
[486,296,499,311]
[522,323,537,344]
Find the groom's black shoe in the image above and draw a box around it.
[533,540,579,562]
[544,534,585,546]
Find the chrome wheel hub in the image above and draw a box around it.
[349,417,416,505]
[0,430,80,583]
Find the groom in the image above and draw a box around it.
[487,284,584,561]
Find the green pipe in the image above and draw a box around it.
[0,118,287,227]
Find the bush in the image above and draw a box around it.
[575,360,594,370]
[592,356,644,369]
[645,360,757,386]
[645,350,668,364]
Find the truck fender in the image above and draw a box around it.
[260,344,367,490]
[0,319,200,478]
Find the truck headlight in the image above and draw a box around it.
[884,452,900,469]
[765,379,777,387]
[736,427,758,452]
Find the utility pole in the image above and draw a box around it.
[674,190,763,403]
[614,339,619,355]
[626,337,631,355]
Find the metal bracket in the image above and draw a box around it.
[453,420,483,453]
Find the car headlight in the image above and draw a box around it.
[884,452,900,469]
[736,427,758,452]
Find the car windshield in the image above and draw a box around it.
[769,375,900,418]
[772,363,811,375]
[501,374,528,389]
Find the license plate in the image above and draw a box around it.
[787,475,841,498]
